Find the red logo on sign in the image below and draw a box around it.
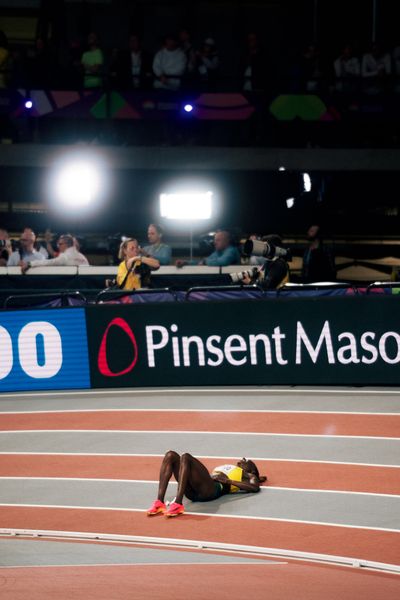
[97,317,138,377]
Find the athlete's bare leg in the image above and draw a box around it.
[157,450,181,502]
[175,453,217,504]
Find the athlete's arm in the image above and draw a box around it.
[213,473,261,493]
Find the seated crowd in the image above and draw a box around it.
[0,221,336,291]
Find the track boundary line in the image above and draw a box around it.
[1,528,399,574]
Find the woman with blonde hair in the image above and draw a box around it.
[116,238,159,290]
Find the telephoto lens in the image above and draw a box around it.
[243,238,291,261]
[229,267,259,284]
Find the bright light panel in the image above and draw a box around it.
[303,173,312,192]
[286,197,295,208]
[160,191,213,220]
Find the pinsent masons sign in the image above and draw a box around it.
[86,296,400,387]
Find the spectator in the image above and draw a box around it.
[361,43,391,93]
[0,228,12,266]
[110,33,152,89]
[333,44,360,92]
[141,223,172,265]
[22,227,48,258]
[301,224,336,283]
[153,34,187,90]
[195,37,220,90]
[7,229,43,266]
[81,32,104,89]
[21,234,89,272]
[176,230,240,267]
[0,30,10,89]
[242,32,266,92]
[113,238,159,290]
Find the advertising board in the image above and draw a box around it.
[0,308,90,392]
[85,296,400,387]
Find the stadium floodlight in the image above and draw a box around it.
[55,162,100,207]
[160,189,213,261]
[47,151,109,217]
[303,172,312,192]
[160,191,213,220]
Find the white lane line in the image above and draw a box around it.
[0,430,398,440]
[0,561,286,569]
[0,477,398,498]
[0,452,398,468]
[1,409,399,416]
[1,388,400,398]
[0,503,398,533]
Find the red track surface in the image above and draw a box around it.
[1,394,399,598]
[1,410,398,437]
[1,562,400,600]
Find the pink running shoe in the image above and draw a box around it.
[165,501,185,517]
[147,499,166,516]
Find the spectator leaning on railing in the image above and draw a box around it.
[21,234,89,273]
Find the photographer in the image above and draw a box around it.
[231,234,290,290]
[109,238,160,291]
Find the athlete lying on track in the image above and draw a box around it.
[147,450,267,517]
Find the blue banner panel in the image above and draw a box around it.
[0,308,90,392]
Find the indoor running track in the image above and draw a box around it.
[0,386,399,600]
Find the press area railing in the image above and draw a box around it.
[2,281,399,310]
